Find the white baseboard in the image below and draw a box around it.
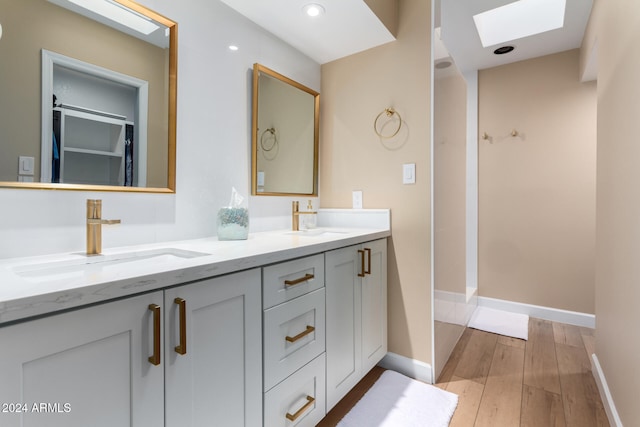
[377,352,433,384]
[477,296,596,329]
[591,354,623,427]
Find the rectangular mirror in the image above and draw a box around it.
[252,63,319,196]
[0,0,177,193]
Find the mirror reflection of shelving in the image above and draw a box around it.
[53,106,135,186]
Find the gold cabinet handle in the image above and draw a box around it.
[285,325,315,343]
[286,395,315,421]
[148,304,161,366]
[358,249,366,277]
[365,247,372,275]
[284,273,315,286]
[174,298,187,355]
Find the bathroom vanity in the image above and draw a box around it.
[0,209,389,427]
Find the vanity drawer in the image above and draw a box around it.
[264,353,326,427]
[264,288,325,391]
[263,253,324,309]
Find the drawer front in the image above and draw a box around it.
[264,353,326,427]
[264,288,325,391]
[263,254,324,309]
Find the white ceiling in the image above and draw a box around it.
[438,0,594,74]
[219,0,396,64]
[219,0,595,77]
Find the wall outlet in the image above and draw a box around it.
[352,190,363,209]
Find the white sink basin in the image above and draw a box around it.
[13,248,210,281]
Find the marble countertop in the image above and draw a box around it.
[0,209,390,325]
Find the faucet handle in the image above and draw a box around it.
[87,199,102,219]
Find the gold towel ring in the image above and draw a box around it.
[374,108,402,139]
[260,127,277,152]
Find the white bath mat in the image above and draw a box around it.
[337,370,458,427]
[468,306,529,340]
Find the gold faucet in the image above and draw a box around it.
[86,199,121,255]
[291,201,317,231]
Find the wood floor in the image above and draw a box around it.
[317,318,609,427]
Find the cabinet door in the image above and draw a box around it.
[325,245,362,411]
[0,291,164,427]
[164,269,262,427]
[361,239,388,373]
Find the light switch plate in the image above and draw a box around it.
[352,190,363,209]
[19,156,35,175]
[403,163,416,184]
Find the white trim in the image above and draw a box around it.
[378,352,433,385]
[591,354,623,427]
[477,296,595,329]
[434,289,475,325]
[429,0,436,386]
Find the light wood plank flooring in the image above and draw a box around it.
[317,318,609,427]
[437,319,609,426]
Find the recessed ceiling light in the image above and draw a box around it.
[229,45,239,51]
[435,60,452,69]
[473,0,566,47]
[303,3,325,18]
[493,45,515,55]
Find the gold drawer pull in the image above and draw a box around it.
[174,298,187,355]
[286,395,315,421]
[365,247,372,275]
[358,249,366,277]
[285,325,315,343]
[148,304,161,366]
[284,273,315,286]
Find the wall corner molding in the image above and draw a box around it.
[591,354,623,427]
[377,352,433,384]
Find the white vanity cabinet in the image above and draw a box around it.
[0,291,165,427]
[164,269,262,427]
[0,269,261,427]
[325,238,388,411]
[262,254,327,427]
[0,223,390,427]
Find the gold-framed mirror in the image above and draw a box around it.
[251,63,319,196]
[0,0,177,193]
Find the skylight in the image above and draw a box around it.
[473,0,566,48]
[67,0,160,35]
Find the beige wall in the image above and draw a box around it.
[590,0,640,424]
[320,0,431,363]
[478,49,597,314]
[434,72,467,295]
[364,0,399,37]
[0,0,167,186]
